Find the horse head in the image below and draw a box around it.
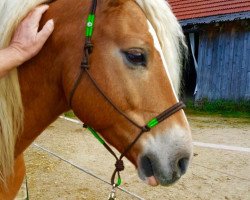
[60,0,192,186]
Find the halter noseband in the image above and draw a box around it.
[69,0,185,193]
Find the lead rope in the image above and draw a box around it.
[68,0,186,199]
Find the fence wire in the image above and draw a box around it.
[33,143,145,200]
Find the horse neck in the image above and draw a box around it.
[13,0,92,156]
[14,0,101,155]
[15,55,69,156]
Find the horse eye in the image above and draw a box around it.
[124,50,147,67]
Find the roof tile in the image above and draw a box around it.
[168,0,250,20]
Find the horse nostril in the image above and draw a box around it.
[178,158,189,175]
[140,155,154,177]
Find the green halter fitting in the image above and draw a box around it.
[86,14,95,37]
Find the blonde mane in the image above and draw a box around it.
[0,0,48,185]
[135,0,187,95]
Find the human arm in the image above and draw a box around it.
[0,47,23,78]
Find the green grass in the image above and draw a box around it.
[64,111,76,118]
[185,99,250,119]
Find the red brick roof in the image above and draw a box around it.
[168,0,250,20]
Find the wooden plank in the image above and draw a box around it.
[196,32,207,100]
[221,26,230,99]
[206,31,215,100]
[245,33,250,99]
[246,72,250,99]
[217,30,225,100]
[210,30,216,100]
[221,30,231,99]
[239,31,248,99]
[234,31,242,100]
[237,30,246,100]
[228,27,237,100]
[200,31,209,100]
[196,33,203,100]
[211,30,221,100]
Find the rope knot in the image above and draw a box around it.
[115,160,124,172]
[142,125,151,132]
[80,58,89,69]
[84,41,94,54]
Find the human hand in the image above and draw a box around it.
[9,5,54,65]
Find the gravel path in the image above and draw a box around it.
[20,115,250,200]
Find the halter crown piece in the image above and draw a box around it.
[69,0,186,199]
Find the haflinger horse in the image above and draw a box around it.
[0,0,193,199]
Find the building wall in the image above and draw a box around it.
[195,21,250,101]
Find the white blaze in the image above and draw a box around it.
[147,20,179,100]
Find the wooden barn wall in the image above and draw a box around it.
[195,21,250,101]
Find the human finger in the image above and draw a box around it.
[37,19,54,45]
[25,5,49,28]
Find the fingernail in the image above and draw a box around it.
[48,19,54,25]
[41,4,49,10]
[47,19,54,30]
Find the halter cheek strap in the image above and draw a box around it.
[68,0,186,192]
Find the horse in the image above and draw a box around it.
[0,0,193,199]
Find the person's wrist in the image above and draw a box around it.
[6,45,26,66]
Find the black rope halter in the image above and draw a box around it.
[68,0,186,193]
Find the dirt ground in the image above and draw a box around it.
[19,115,249,200]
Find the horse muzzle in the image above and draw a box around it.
[137,125,193,186]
